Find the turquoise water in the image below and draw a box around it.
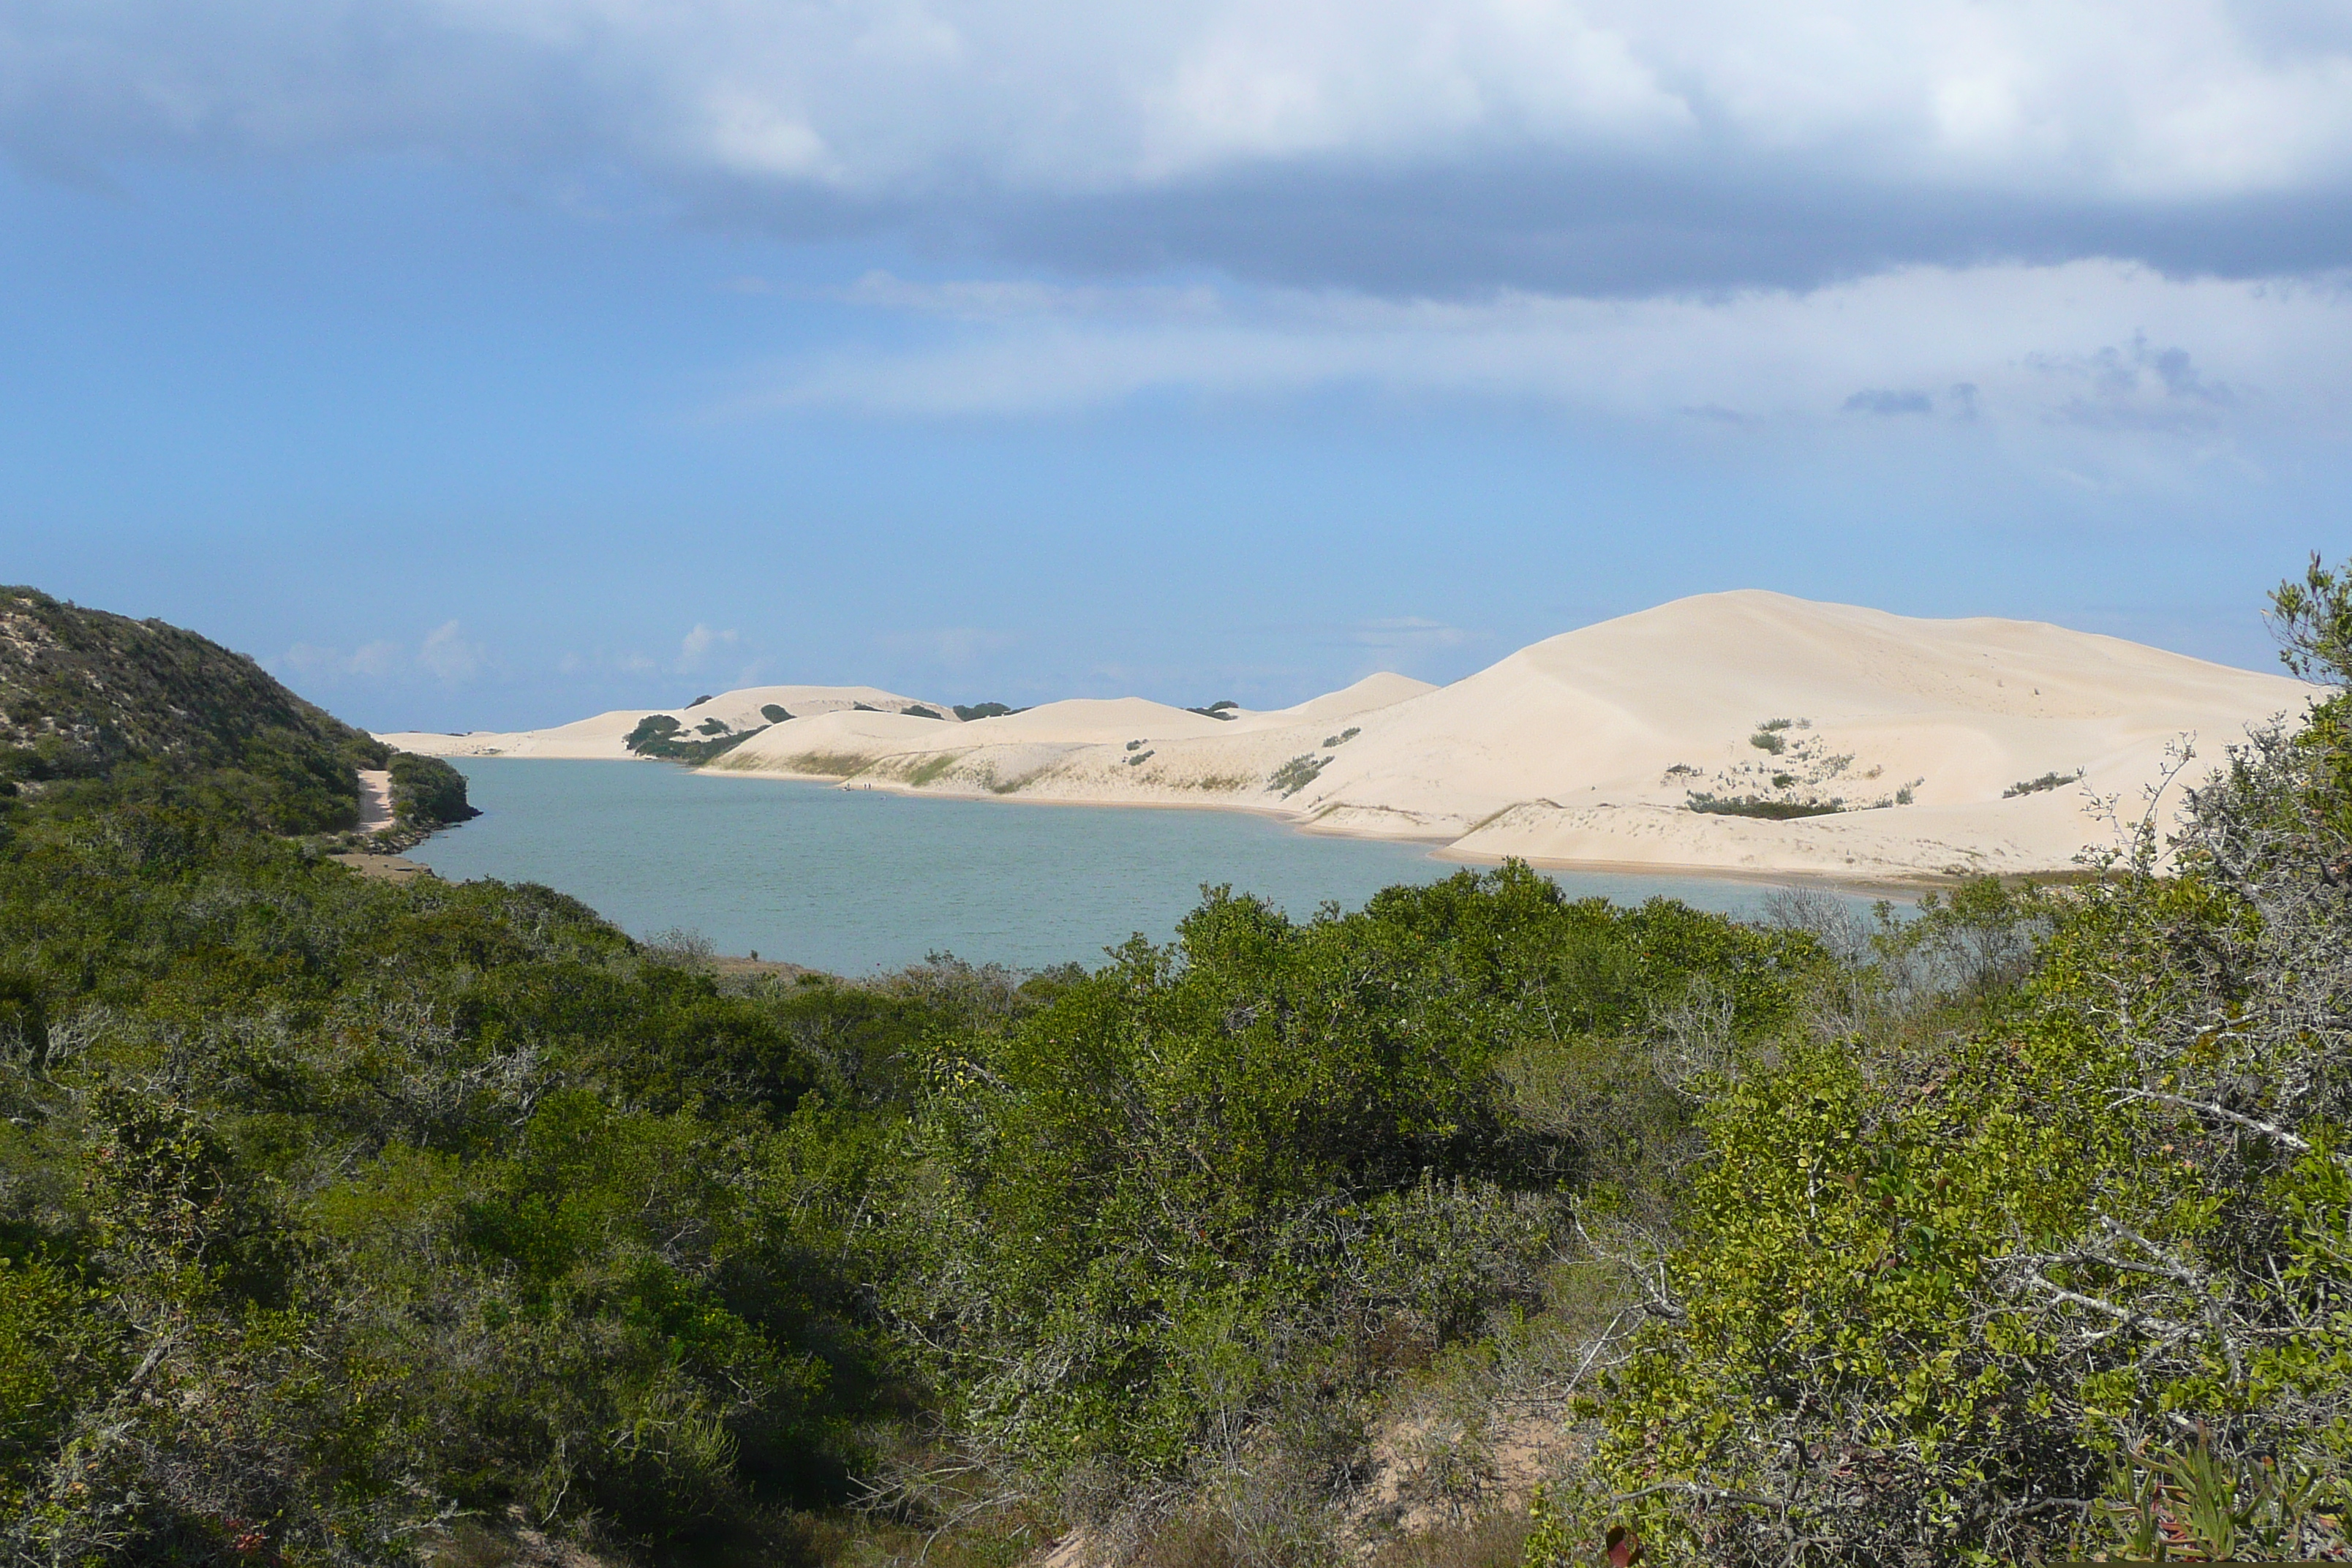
[410,759,1893,975]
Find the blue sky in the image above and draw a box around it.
[6,1,2351,731]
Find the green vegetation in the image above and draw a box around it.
[385,753,478,828]
[1322,726,1361,747]
[2005,766,2084,796]
[1125,749,1154,766]
[1684,791,1843,818]
[7,567,2352,1567]
[1269,753,1328,796]
[1189,700,1240,720]
[0,585,388,834]
[903,753,960,787]
[1746,730,1786,754]
[954,703,1018,722]
[762,704,794,723]
[625,713,768,765]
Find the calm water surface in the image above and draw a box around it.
[412,760,1892,974]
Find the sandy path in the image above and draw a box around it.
[355,769,396,834]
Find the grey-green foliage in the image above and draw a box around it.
[761,704,792,723]
[2004,768,2083,797]
[2266,549,2352,685]
[882,870,1823,1519]
[1269,755,1327,796]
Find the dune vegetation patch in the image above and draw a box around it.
[1270,753,1330,797]
[781,750,877,778]
[903,753,962,787]
[2005,768,2084,797]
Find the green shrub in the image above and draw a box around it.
[2004,768,2083,797]
[954,703,1018,722]
[1324,728,1362,748]
[385,752,478,826]
[1270,755,1327,796]
[884,870,1822,1502]
[1684,792,1841,819]
[903,706,943,720]
[761,704,793,723]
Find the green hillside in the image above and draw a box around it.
[0,586,391,834]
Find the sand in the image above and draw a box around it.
[378,684,963,758]
[376,593,2320,883]
[354,768,396,833]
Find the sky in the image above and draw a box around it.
[5,0,2351,731]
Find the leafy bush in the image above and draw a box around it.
[761,704,793,723]
[1536,682,2352,1563]
[385,752,478,827]
[1324,728,1362,747]
[1746,731,1787,755]
[884,870,1822,1518]
[903,706,943,720]
[1270,755,1327,796]
[1189,701,1240,720]
[954,703,1018,722]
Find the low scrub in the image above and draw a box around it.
[1270,753,1327,796]
[2005,767,2084,797]
[1685,792,1843,819]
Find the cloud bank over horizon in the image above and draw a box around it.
[7,0,2352,296]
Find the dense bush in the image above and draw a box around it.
[1532,696,2351,1559]
[385,752,478,826]
[883,869,1824,1531]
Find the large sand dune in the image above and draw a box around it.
[379,684,962,758]
[382,593,2320,883]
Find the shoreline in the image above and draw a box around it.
[688,760,1943,899]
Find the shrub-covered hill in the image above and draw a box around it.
[0,586,392,834]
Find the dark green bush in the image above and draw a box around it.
[386,752,478,827]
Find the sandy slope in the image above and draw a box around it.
[377,594,2318,882]
[379,684,960,758]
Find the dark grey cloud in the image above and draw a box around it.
[6,0,2352,298]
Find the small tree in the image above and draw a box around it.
[2265,550,2352,684]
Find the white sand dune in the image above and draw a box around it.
[380,593,2320,883]
[379,684,960,758]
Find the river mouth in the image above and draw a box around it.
[410,758,1903,976]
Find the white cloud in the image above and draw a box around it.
[744,260,2352,459]
[276,629,480,685]
[7,1,2352,290]
[1351,617,1473,653]
[418,620,484,682]
[676,622,738,671]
